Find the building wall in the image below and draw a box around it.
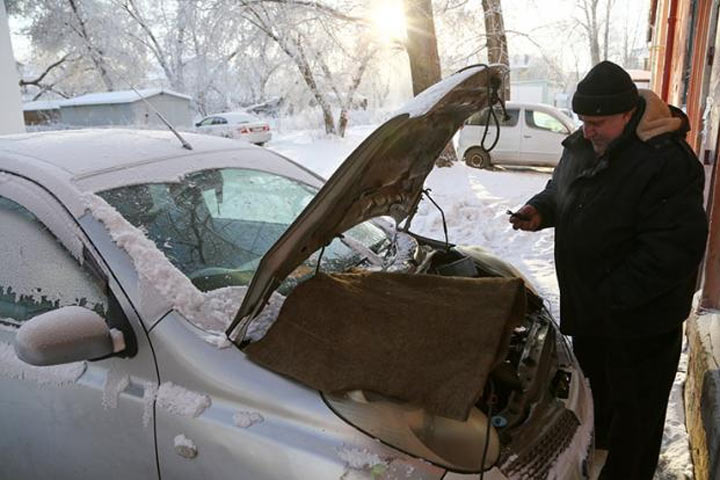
[23,109,60,125]
[669,0,694,106]
[59,94,191,128]
[60,103,136,126]
[686,0,716,151]
[650,0,670,93]
[131,94,192,128]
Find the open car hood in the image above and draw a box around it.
[228,65,507,341]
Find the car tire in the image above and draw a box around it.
[255,142,266,146]
[464,147,491,169]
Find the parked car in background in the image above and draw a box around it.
[457,101,576,169]
[195,111,271,145]
[0,67,593,480]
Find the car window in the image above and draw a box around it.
[98,168,388,292]
[465,108,519,127]
[198,117,215,127]
[0,196,107,324]
[212,117,228,125]
[525,110,568,133]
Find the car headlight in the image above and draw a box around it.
[323,390,500,472]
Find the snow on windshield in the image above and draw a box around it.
[84,193,284,336]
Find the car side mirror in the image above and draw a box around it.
[14,306,125,366]
[195,122,201,127]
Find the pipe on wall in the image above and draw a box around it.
[662,0,680,101]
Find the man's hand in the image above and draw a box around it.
[508,204,542,231]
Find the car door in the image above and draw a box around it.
[519,108,571,166]
[0,175,159,479]
[458,107,521,163]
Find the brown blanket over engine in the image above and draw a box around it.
[245,271,526,421]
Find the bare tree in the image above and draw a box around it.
[65,0,115,90]
[236,0,377,136]
[480,0,509,98]
[403,0,442,96]
[13,0,146,95]
[575,0,607,65]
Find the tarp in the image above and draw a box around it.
[245,271,526,421]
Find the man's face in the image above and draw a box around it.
[579,110,634,155]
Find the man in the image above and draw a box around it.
[509,61,707,479]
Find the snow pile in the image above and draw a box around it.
[102,366,130,409]
[233,410,264,428]
[156,382,211,418]
[202,333,232,349]
[653,338,694,480]
[0,341,86,385]
[142,381,158,428]
[337,445,387,470]
[173,433,198,459]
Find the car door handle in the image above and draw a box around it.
[523,135,532,138]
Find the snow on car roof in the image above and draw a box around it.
[211,112,259,122]
[0,128,322,217]
[59,88,191,107]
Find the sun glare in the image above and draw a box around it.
[371,2,407,44]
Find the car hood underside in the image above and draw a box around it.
[228,64,508,340]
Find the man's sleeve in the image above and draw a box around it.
[528,179,557,228]
[599,148,708,311]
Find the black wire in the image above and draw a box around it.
[422,188,449,251]
[314,245,326,276]
[478,66,508,154]
[479,379,496,480]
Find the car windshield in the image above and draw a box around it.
[98,167,389,293]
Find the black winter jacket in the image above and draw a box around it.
[528,92,708,338]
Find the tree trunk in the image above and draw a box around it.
[602,0,614,61]
[481,0,510,99]
[403,0,455,166]
[338,48,374,137]
[293,38,336,135]
[403,0,441,96]
[581,0,602,66]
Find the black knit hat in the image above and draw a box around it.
[572,61,639,115]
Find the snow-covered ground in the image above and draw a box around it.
[268,124,693,480]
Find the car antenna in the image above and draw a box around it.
[128,85,193,150]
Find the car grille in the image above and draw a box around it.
[496,403,580,479]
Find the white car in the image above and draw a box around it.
[0,66,593,479]
[195,111,272,145]
[457,102,576,169]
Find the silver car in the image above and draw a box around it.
[195,111,272,145]
[0,66,593,479]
